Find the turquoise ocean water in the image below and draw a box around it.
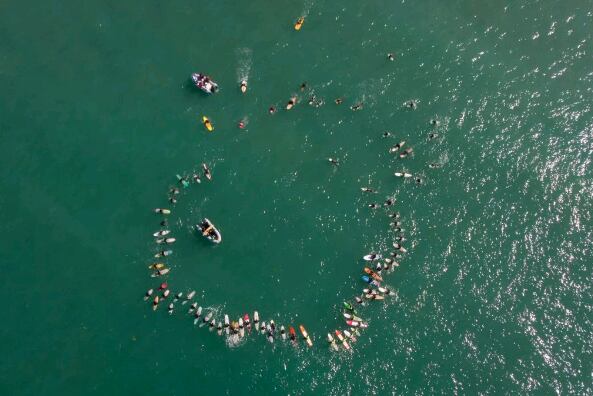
[1,0,592,394]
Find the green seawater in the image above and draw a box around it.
[1,0,593,394]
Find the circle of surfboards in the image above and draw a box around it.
[144,160,410,352]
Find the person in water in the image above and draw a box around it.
[300,82,307,91]
[382,131,392,138]
[405,100,417,109]
[387,53,395,61]
[328,158,339,166]
[335,98,343,105]
[287,97,297,109]
[351,102,363,111]
[269,106,277,114]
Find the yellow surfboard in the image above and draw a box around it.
[202,116,214,132]
[294,17,304,31]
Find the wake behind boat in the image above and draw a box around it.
[191,73,219,94]
[197,218,222,244]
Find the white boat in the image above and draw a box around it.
[191,73,219,94]
[196,218,221,244]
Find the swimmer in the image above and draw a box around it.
[188,302,197,314]
[363,288,378,296]
[300,82,307,91]
[224,314,230,332]
[169,196,177,205]
[328,158,340,166]
[351,102,363,111]
[405,100,417,109]
[394,172,413,178]
[393,243,408,253]
[173,292,183,302]
[387,53,395,61]
[361,187,376,193]
[202,163,212,180]
[169,187,180,195]
[384,198,395,206]
[375,262,383,273]
[244,314,251,331]
[383,261,391,271]
[151,268,170,277]
[186,290,196,301]
[344,330,357,343]
[269,106,277,114]
[160,219,168,227]
[240,80,247,93]
[308,96,315,106]
[389,141,406,153]
[159,282,168,291]
[254,311,260,330]
[193,306,203,324]
[416,178,423,184]
[390,221,402,227]
[382,131,392,138]
[388,212,400,219]
[154,208,171,215]
[168,303,174,315]
[355,296,364,304]
[400,147,414,158]
[286,96,297,110]
[430,119,439,126]
[429,163,441,169]
[335,97,343,105]
[238,120,246,129]
[395,235,406,242]
[379,287,396,296]
[177,174,190,188]
[368,203,380,209]
[217,322,223,336]
[267,329,274,343]
[162,289,170,298]
[154,250,172,257]
[192,173,201,183]
[144,289,154,301]
[390,251,402,258]
[428,133,439,140]
[280,326,286,340]
[152,296,160,310]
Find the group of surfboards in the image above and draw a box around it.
[145,282,314,346]
[144,157,409,352]
[140,14,432,351]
